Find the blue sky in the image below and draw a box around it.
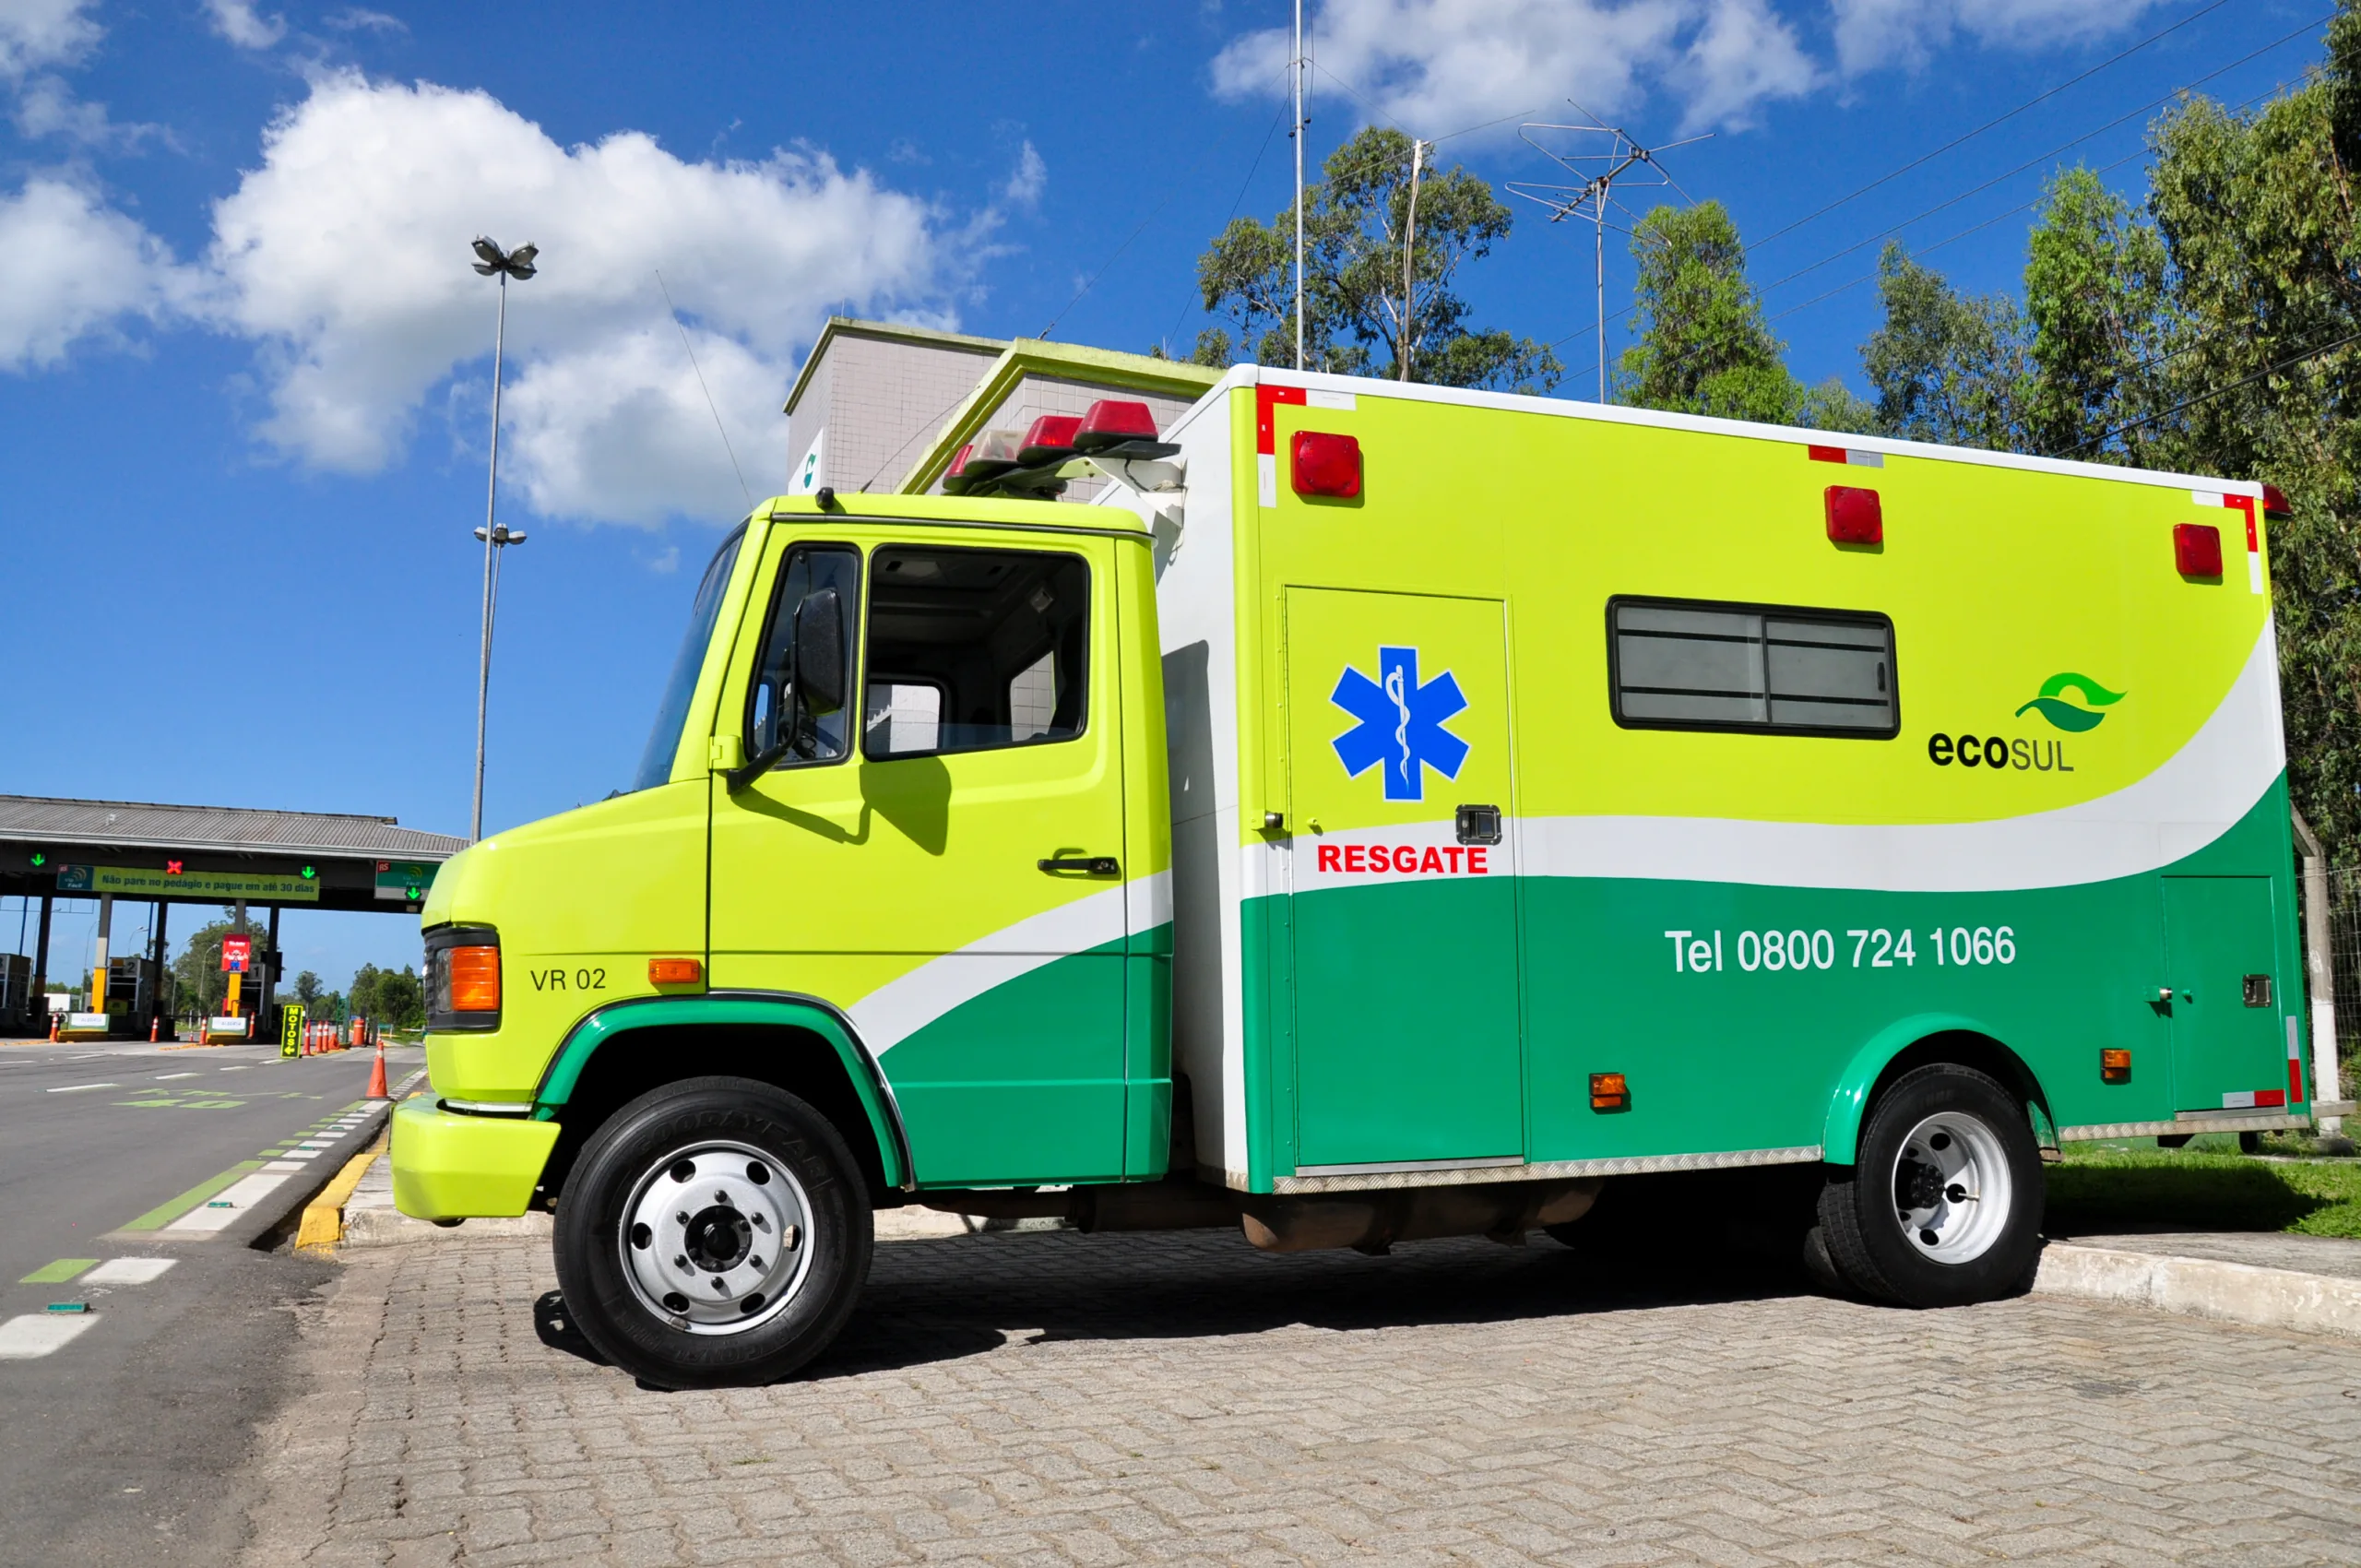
[0,0,2332,990]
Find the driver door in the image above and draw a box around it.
[706,527,1132,1187]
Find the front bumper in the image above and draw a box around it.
[391,1099,562,1220]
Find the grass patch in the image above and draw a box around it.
[2050,1145,2361,1239]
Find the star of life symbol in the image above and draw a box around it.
[1330,646,1469,802]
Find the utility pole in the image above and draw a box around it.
[1509,107,1710,405]
[1292,0,1306,372]
[1400,137,1424,382]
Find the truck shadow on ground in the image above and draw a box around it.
[804,1228,1820,1383]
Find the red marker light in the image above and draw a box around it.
[1290,431,1361,498]
[1016,415,1083,467]
[1074,399,1159,451]
[2261,483,2291,519]
[1824,486,1882,544]
[165,860,183,875]
[2173,522,2223,578]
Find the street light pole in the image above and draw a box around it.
[469,237,538,842]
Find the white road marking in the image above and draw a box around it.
[153,1072,197,1080]
[0,1313,99,1358]
[47,1083,120,1094]
[218,1066,252,1073]
[163,1172,290,1232]
[261,1161,308,1172]
[84,1258,174,1285]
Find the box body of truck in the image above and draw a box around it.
[395,364,2311,1385]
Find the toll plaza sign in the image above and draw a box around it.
[220,935,253,973]
[374,861,437,902]
[55,864,321,903]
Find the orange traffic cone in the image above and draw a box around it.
[149,1016,160,1043]
[366,1036,388,1099]
[49,1013,60,1042]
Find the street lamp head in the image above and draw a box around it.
[473,526,490,540]
[470,236,539,280]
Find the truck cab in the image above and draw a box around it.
[397,491,1170,1386]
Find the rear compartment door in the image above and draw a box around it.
[1283,588,1525,1170]
[2161,876,2293,1114]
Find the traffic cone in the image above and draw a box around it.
[149,1016,160,1043]
[49,1013,60,1042]
[366,1035,388,1099]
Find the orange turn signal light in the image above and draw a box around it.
[447,945,501,1013]
[1590,1072,1630,1112]
[648,957,703,987]
[2101,1049,2132,1085]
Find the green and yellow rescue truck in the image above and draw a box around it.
[395,366,2314,1387]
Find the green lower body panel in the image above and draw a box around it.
[391,1099,561,1219]
[1242,780,2303,1182]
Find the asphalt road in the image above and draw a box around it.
[0,1034,423,1564]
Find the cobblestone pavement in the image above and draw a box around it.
[239,1228,2361,1567]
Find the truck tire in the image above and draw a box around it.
[552,1076,872,1389]
[1815,1063,2044,1308]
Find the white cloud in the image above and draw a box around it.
[325,6,406,32]
[0,176,191,369]
[1210,0,1814,138]
[1677,0,1817,132]
[0,0,100,81]
[1000,139,1046,208]
[1831,0,2168,75]
[197,72,947,523]
[206,0,287,50]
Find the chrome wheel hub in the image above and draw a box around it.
[619,1140,812,1336]
[1890,1111,2012,1265]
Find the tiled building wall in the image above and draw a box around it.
[794,334,1002,495]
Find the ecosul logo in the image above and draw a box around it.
[1928,672,2122,774]
[2014,672,2125,732]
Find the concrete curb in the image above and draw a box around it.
[2035,1241,2361,1339]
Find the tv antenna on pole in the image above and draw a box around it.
[1508,103,1710,404]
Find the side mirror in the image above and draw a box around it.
[792,586,846,718]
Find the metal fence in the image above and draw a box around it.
[2306,865,2361,1094]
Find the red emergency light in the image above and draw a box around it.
[1291,431,1361,498]
[2262,483,2292,519]
[1016,415,1084,468]
[1074,399,1158,451]
[2174,522,2223,578]
[1824,485,1882,544]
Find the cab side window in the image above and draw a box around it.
[746,545,860,765]
[864,546,1089,759]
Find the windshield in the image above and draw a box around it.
[629,526,746,792]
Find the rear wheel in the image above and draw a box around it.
[1814,1063,2043,1307]
[553,1077,872,1388]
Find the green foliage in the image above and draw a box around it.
[292,969,323,1008]
[1859,243,2032,450]
[349,962,425,1029]
[2022,168,2177,461]
[1193,126,1560,393]
[1619,200,1874,433]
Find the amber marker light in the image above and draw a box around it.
[1590,1072,1630,1112]
[2101,1049,2132,1085]
[648,957,703,987]
[447,946,502,1013]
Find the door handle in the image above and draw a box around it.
[1038,857,1120,876]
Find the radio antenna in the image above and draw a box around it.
[1508,103,1710,404]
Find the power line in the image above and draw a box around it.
[2058,327,2361,456]
[654,269,752,512]
[1753,0,2237,251]
[1758,14,2329,300]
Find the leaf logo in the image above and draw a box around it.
[2015,672,2125,732]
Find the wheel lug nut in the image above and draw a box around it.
[676,1212,690,1225]
[748,1255,765,1271]
[751,1213,768,1230]
[674,1254,689,1269]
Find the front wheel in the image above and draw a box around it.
[1815,1063,2044,1308]
[553,1077,872,1388]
